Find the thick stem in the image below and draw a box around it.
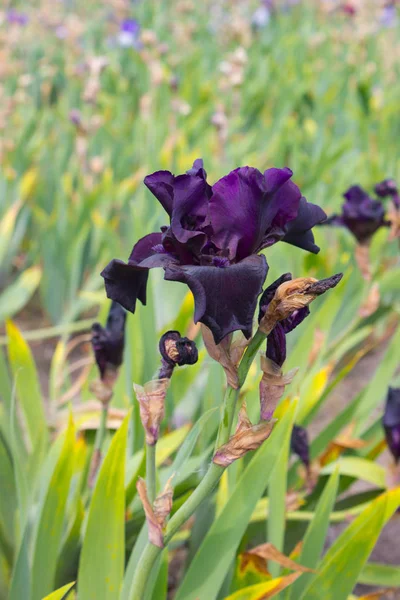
[130,328,267,600]
[146,443,157,504]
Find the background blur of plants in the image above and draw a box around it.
[0,0,400,599]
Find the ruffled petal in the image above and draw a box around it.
[144,170,175,216]
[164,254,268,344]
[101,259,149,313]
[101,244,177,313]
[129,232,163,262]
[282,197,327,253]
[169,173,211,249]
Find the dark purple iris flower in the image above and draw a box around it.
[101,160,326,344]
[375,178,399,210]
[6,9,29,26]
[91,301,126,379]
[324,185,389,243]
[258,273,310,366]
[383,387,400,464]
[291,425,310,469]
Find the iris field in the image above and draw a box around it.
[0,1,400,599]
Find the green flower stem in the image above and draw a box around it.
[146,443,157,504]
[130,327,267,600]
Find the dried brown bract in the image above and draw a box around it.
[134,379,170,445]
[213,403,275,467]
[137,476,174,548]
[259,356,298,421]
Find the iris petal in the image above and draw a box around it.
[164,254,268,344]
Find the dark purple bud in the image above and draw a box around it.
[91,301,126,380]
[266,323,286,367]
[291,425,310,468]
[304,273,343,296]
[383,387,400,463]
[158,330,198,378]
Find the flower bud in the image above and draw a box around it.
[137,475,174,547]
[134,379,170,445]
[259,274,343,335]
[291,425,310,469]
[383,387,400,464]
[259,356,298,420]
[213,403,275,467]
[158,330,198,378]
[375,179,398,204]
[91,301,126,380]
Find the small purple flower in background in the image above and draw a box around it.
[102,159,326,344]
[6,8,29,26]
[324,185,389,243]
[91,301,126,380]
[117,18,141,48]
[380,3,398,28]
[291,425,310,469]
[252,1,273,29]
[383,387,400,464]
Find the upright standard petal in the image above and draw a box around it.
[164,254,268,344]
[144,170,175,216]
[210,167,301,261]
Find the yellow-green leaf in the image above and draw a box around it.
[78,413,130,600]
[321,458,386,489]
[300,488,400,600]
[223,573,301,600]
[31,415,75,600]
[0,266,42,322]
[42,581,75,600]
[6,320,47,449]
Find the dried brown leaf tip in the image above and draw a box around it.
[259,356,298,421]
[201,325,248,389]
[134,379,170,445]
[247,542,314,573]
[259,273,343,334]
[213,403,275,467]
[136,476,174,548]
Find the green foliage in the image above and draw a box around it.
[0,1,399,599]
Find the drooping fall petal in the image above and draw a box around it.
[165,254,268,344]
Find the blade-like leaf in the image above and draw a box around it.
[42,581,75,600]
[175,401,297,600]
[321,458,386,489]
[78,412,130,600]
[300,488,400,600]
[6,320,48,449]
[0,266,42,322]
[288,468,339,599]
[31,415,75,600]
[359,562,400,587]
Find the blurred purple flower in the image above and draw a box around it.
[258,273,310,366]
[324,185,389,243]
[383,387,400,463]
[380,4,398,28]
[6,9,29,26]
[102,159,326,344]
[375,178,399,210]
[117,18,141,48]
[252,1,273,28]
